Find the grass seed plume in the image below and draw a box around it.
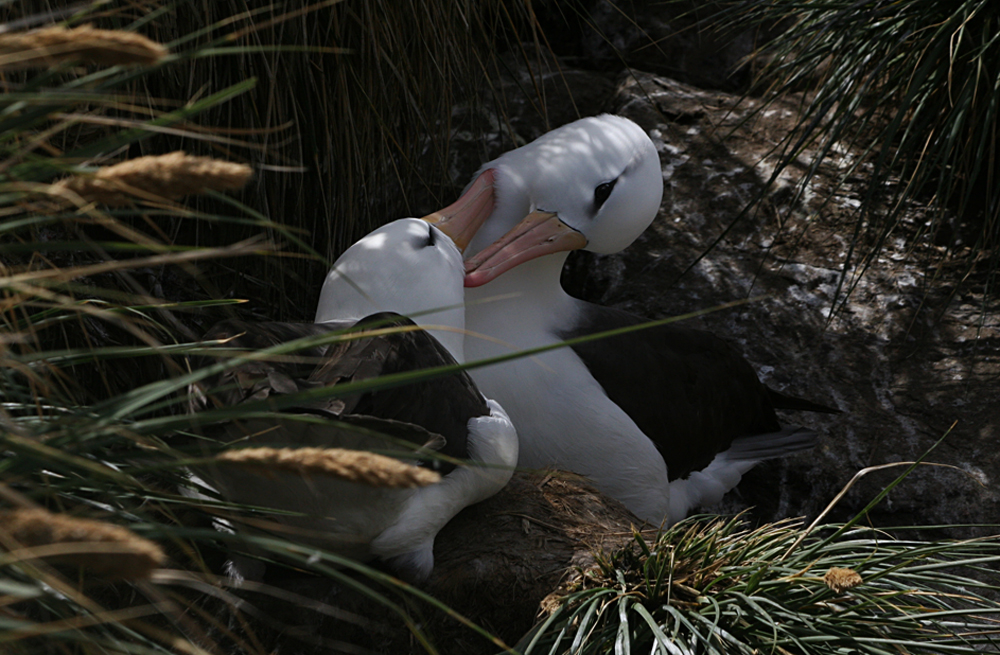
[0,507,165,581]
[53,152,253,206]
[216,446,442,488]
[0,25,167,69]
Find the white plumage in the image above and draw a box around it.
[460,114,824,526]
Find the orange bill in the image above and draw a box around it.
[463,210,588,288]
[420,168,495,252]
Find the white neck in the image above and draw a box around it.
[465,253,578,357]
[315,280,467,364]
[415,314,467,365]
[462,253,675,523]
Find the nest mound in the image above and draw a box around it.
[427,470,643,649]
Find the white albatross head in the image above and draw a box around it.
[314,170,495,361]
[463,114,663,287]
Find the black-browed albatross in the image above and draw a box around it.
[191,175,516,580]
[458,114,835,526]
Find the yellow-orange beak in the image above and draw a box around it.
[420,169,495,252]
[463,210,588,288]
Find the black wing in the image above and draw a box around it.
[563,303,800,481]
[190,313,488,466]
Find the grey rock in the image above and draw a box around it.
[565,70,1000,537]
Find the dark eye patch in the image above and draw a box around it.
[424,223,437,248]
[594,179,617,209]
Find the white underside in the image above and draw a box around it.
[466,257,670,524]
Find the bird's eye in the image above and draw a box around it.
[423,224,437,248]
[594,179,617,209]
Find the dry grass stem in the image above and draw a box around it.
[824,567,863,593]
[0,508,165,581]
[216,446,442,488]
[0,25,167,69]
[52,151,252,206]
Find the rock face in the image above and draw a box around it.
[576,72,999,535]
[578,0,762,92]
[535,0,778,93]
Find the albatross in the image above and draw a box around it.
[459,114,835,526]
[191,176,516,580]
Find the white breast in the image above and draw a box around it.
[464,258,670,523]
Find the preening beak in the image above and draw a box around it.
[420,169,495,252]
[463,210,588,288]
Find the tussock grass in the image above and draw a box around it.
[523,440,1000,653]
[0,3,539,652]
[714,0,1000,315]
[5,1,999,653]
[0,24,168,68]
[0,507,166,581]
[52,151,253,206]
[0,6,285,650]
[521,515,1000,654]
[125,0,546,320]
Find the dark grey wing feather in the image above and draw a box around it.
[337,313,488,463]
[189,313,488,468]
[563,303,826,481]
[190,319,354,412]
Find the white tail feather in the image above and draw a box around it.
[667,427,817,525]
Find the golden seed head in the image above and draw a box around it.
[53,151,253,206]
[0,25,168,69]
[0,507,166,581]
[824,567,863,593]
[216,446,442,488]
